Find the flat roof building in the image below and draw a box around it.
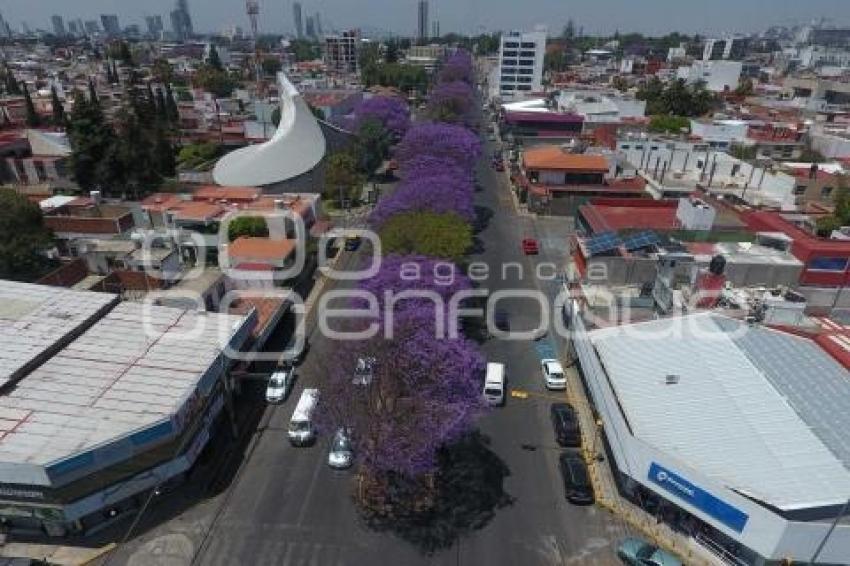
[570,306,850,564]
[0,281,254,536]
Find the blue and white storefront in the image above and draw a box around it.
[568,300,850,566]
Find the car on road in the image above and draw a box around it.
[344,236,362,251]
[352,356,376,386]
[492,160,505,172]
[327,428,354,469]
[558,452,595,505]
[551,403,581,447]
[483,362,505,406]
[266,366,295,403]
[288,388,319,446]
[541,359,566,390]
[522,238,539,255]
[616,537,682,566]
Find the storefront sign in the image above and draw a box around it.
[648,462,749,533]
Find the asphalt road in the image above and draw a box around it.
[169,132,631,565]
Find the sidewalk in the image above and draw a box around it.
[0,542,115,565]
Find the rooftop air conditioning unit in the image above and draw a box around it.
[665,374,680,385]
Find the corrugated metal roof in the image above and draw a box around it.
[0,300,249,470]
[590,313,850,510]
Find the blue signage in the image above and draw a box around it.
[648,462,749,533]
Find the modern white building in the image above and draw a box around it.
[570,306,850,565]
[677,60,743,92]
[495,28,546,99]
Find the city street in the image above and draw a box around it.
[111,137,630,566]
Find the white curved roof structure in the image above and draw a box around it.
[213,73,327,187]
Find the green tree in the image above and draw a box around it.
[87,80,99,106]
[378,212,472,261]
[208,44,223,71]
[637,78,717,117]
[385,40,400,63]
[354,119,390,173]
[151,58,173,84]
[68,89,115,191]
[155,87,167,121]
[261,57,282,76]
[735,78,754,96]
[50,86,65,127]
[325,152,365,206]
[3,67,21,95]
[289,39,320,62]
[0,189,55,281]
[22,83,41,127]
[228,216,269,241]
[177,142,220,167]
[648,115,690,134]
[164,83,180,123]
[193,65,238,98]
[154,125,176,177]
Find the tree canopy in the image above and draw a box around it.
[379,212,472,261]
[637,77,717,117]
[0,189,54,281]
[325,152,365,206]
[228,216,269,241]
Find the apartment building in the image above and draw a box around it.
[495,29,546,99]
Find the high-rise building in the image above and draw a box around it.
[100,14,120,36]
[417,0,429,41]
[170,0,193,40]
[176,0,193,36]
[145,15,164,38]
[0,11,11,39]
[68,20,79,36]
[51,15,65,37]
[432,20,439,39]
[293,2,303,39]
[315,13,323,37]
[84,20,100,35]
[496,29,547,98]
[305,16,315,39]
[324,30,359,74]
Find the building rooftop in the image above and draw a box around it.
[523,147,608,171]
[0,281,118,390]
[590,313,850,511]
[228,237,296,261]
[0,300,250,483]
[579,198,680,233]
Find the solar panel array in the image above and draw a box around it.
[623,231,660,252]
[584,231,623,256]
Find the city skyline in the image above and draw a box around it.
[3,0,850,37]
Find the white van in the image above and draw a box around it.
[483,363,505,406]
[288,388,319,446]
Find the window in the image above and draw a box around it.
[821,186,834,199]
[520,51,536,57]
[502,50,517,58]
[794,185,807,196]
[518,67,533,75]
[635,145,644,150]
[519,59,534,66]
[621,144,631,150]
[502,85,515,91]
[517,85,532,91]
[501,75,516,83]
[808,257,848,272]
[517,76,532,83]
[504,42,519,48]
[520,42,536,48]
[34,161,47,182]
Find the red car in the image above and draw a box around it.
[522,238,540,255]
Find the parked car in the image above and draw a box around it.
[344,236,362,251]
[288,389,319,446]
[482,362,505,406]
[551,403,581,447]
[541,359,566,390]
[492,160,504,172]
[284,336,309,366]
[558,452,595,505]
[352,356,376,386]
[616,537,682,566]
[522,238,539,255]
[265,366,295,403]
[327,428,354,469]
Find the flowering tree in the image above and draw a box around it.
[427,80,474,123]
[370,174,475,228]
[354,95,411,140]
[395,123,481,171]
[398,155,473,184]
[316,305,485,478]
[438,51,474,84]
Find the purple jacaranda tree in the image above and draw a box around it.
[427,80,475,123]
[395,123,481,171]
[438,51,474,84]
[353,95,411,140]
[316,304,486,479]
[370,175,475,228]
[398,155,474,184]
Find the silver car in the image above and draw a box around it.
[327,428,354,469]
[265,367,295,403]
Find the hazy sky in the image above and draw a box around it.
[3,0,849,37]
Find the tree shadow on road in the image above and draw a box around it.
[473,205,493,233]
[360,431,514,554]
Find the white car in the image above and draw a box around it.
[327,428,354,469]
[266,367,295,403]
[541,359,566,390]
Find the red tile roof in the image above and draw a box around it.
[228,237,296,261]
[193,185,261,202]
[523,147,608,171]
[579,198,679,233]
